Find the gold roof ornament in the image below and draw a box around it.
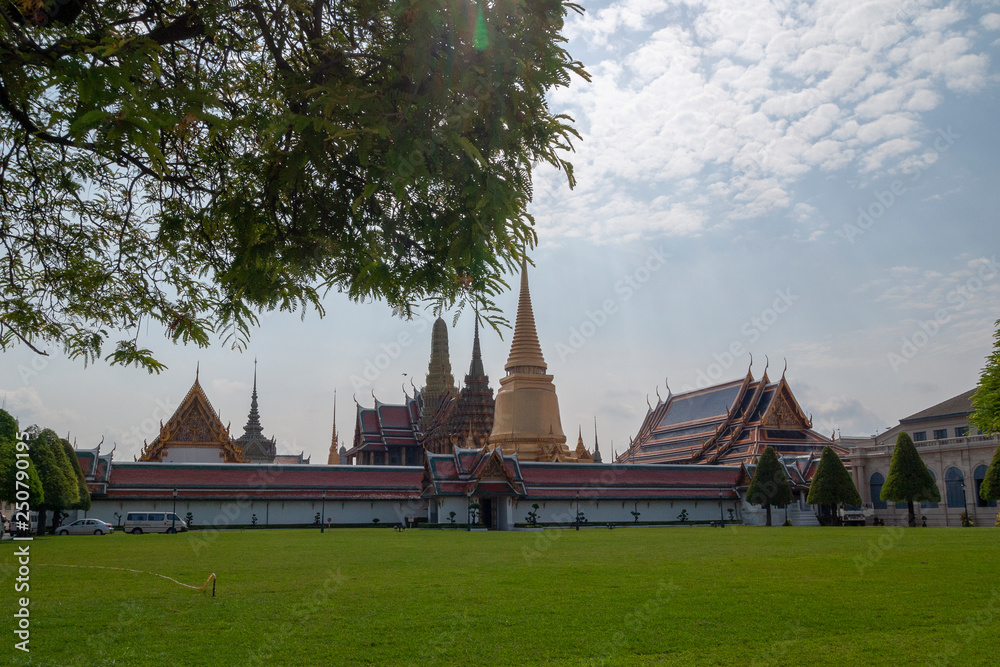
[504,258,548,374]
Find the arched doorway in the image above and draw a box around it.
[870,472,887,509]
[975,465,997,508]
[945,467,965,508]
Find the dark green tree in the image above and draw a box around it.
[980,445,1000,526]
[806,446,862,523]
[971,320,1000,435]
[27,427,80,534]
[881,432,940,527]
[61,439,91,512]
[746,446,794,526]
[1,0,588,372]
[0,409,44,509]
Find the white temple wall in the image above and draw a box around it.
[512,498,739,525]
[82,498,426,528]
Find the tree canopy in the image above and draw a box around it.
[0,408,43,506]
[61,437,92,511]
[980,445,1000,503]
[0,0,588,371]
[745,446,794,526]
[27,426,80,533]
[971,319,1000,435]
[881,431,939,526]
[806,446,861,509]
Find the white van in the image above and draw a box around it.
[123,511,188,534]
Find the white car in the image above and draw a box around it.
[57,518,114,536]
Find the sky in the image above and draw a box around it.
[3,0,1000,463]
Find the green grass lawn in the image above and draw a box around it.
[2,526,998,666]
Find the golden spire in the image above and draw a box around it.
[504,257,547,373]
[327,390,340,465]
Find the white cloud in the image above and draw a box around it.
[982,13,1000,30]
[0,386,79,429]
[534,1,998,242]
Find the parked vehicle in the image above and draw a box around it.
[5,511,38,536]
[57,518,114,536]
[123,511,189,534]
[838,504,874,526]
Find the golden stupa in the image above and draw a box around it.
[488,259,579,462]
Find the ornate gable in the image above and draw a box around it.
[761,378,811,429]
[139,374,246,463]
[478,449,511,481]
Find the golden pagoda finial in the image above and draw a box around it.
[504,256,547,374]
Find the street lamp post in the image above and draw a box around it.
[172,489,177,533]
[321,490,326,533]
[719,490,724,524]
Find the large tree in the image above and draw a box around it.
[0,0,588,371]
[746,446,794,527]
[27,427,80,534]
[971,319,1000,435]
[806,446,862,523]
[881,432,939,527]
[61,438,92,512]
[0,409,44,517]
[980,445,1000,526]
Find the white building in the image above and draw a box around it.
[847,390,998,527]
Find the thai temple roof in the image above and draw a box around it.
[138,368,246,463]
[620,362,840,466]
[101,462,422,501]
[423,447,749,501]
[347,392,424,457]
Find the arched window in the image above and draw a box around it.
[921,469,939,509]
[945,467,966,508]
[870,472,887,510]
[975,465,997,508]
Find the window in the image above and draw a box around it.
[933,429,948,440]
[945,468,966,508]
[921,470,939,509]
[954,426,969,437]
[149,513,165,521]
[913,431,927,442]
[975,465,997,508]
[870,472,887,510]
[130,514,147,521]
